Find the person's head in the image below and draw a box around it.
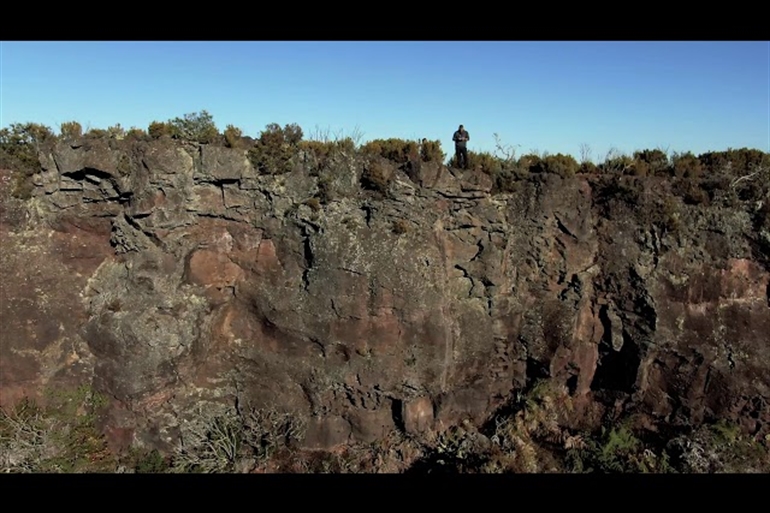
[459,124,464,130]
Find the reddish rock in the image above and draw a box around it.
[2,136,769,467]
[403,396,434,434]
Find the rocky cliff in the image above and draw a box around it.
[1,134,769,473]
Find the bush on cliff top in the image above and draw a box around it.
[248,122,304,175]
[2,110,769,204]
[0,122,56,199]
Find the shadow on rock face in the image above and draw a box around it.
[590,333,641,394]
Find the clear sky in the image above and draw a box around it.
[1,41,768,162]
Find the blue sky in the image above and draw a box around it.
[1,41,768,162]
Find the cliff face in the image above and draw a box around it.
[1,136,769,471]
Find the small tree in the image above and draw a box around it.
[248,122,304,174]
[493,133,520,168]
[168,110,220,144]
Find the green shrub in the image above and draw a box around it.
[672,151,702,178]
[170,406,306,473]
[117,154,134,176]
[0,123,56,170]
[684,148,770,207]
[361,159,393,194]
[632,149,671,176]
[518,152,580,177]
[0,123,55,162]
[223,124,245,149]
[84,128,109,138]
[542,153,580,177]
[315,175,335,204]
[698,148,767,177]
[148,121,174,139]
[0,122,55,199]
[565,425,675,474]
[448,150,504,174]
[133,449,169,473]
[298,138,356,175]
[0,385,114,473]
[361,138,419,165]
[59,121,83,139]
[420,139,445,163]
[599,151,633,174]
[492,168,529,193]
[516,153,542,172]
[248,122,303,175]
[125,127,149,141]
[168,110,220,144]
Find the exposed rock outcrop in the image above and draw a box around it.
[1,136,768,471]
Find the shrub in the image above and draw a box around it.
[171,405,305,473]
[420,139,445,163]
[517,153,542,173]
[521,152,579,177]
[698,148,767,177]
[84,128,109,138]
[632,148,671,177]
[0,385,113,473]
[0,122,55,199]
[361,159,393,194]
[578,162,598,174]
[680,148,770,207]
[248,122,303,175]
[671,151,702,178]
[148,121,174,139]
[542,153,580,178]
[224,124,245,149]
[125,127,149,141]
[361,138,419,165]
[651,195,685,234]
[0,123,55,162]
[493,133,521,169]
[565,424,678,474]
[171,408,243,473]
[59,121,83,139]
[448,150,504,175]
[312,175,332,204]
[492,169,528,193]
[599,150,633,175]
[132,449,170,473]
[680,181,710,206]
[107,124,126,139]
[117,154,133,177]
[670,420,770,473]
[298,138,356,175]
[168,110,220,144]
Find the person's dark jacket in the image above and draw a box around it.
[453,130,469,148]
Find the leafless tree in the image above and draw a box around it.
[579,143,592,164]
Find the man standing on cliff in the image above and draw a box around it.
[452,125,469,169]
